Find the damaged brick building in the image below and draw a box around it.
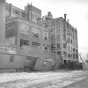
[0,0,78,72]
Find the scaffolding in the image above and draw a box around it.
[78,53,88,70]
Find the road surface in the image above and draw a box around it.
[0,70,87,88]
[64,75,88,88]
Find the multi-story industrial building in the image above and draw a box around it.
[0,0,78,72]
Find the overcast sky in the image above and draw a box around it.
[6,0,88,57]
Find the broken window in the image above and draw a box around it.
[21,12,26,18]
[44,37,47,40]
[33,33,39,38]
[76,54,78,58]
[10,55,14,62]
[45,47,48,50]
[20,39,29,47]
[32,42,40,46]
[51,44,56,50]
[73,48,75,52]
[14,9,20,15]
[57,51,61,55]
[57,43,60,49]
[63,43,66,48]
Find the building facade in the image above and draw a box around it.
[42,13,78,69]
[0,0,78,71]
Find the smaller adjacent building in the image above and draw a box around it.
[42,13,78,69]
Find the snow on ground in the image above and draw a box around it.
[0,70,85,83]
[0,70,87,88]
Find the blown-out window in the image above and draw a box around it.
[20,39,29,47]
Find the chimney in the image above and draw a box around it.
[48,11,53,19]
[64,14,67,21]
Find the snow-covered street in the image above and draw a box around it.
[0,70,87,88]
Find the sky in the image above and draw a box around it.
[6,0,88,58]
